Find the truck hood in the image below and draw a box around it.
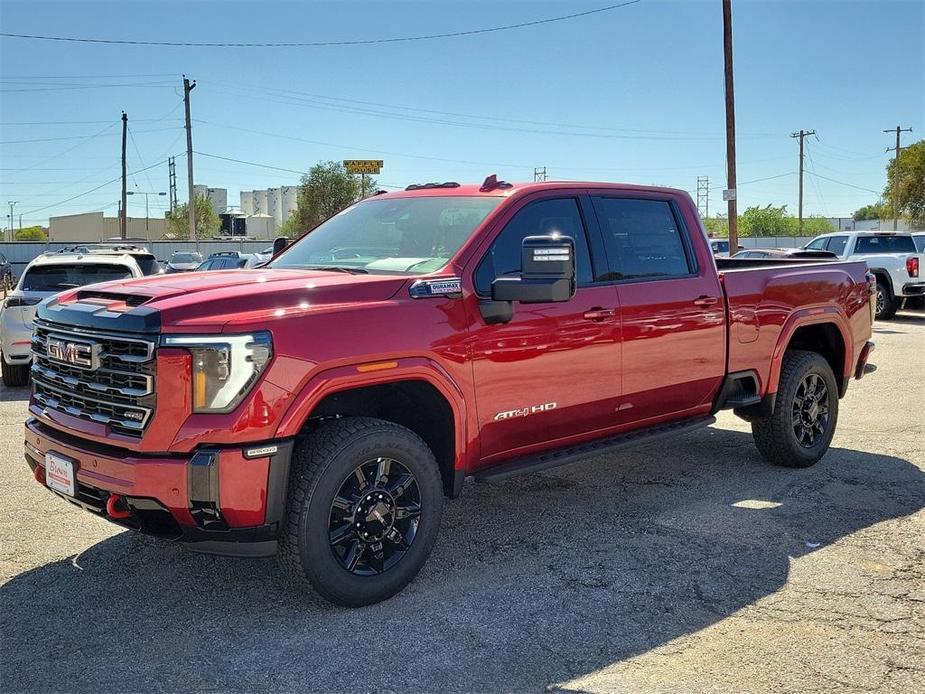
[41,268,411,333]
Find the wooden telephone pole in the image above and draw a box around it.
[722,0,738,251]
[884,125,912,231]
[183,75,198,251]
[120,112,128,239]
[790,129,815,233]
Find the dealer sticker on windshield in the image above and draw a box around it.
[45,452,76,497]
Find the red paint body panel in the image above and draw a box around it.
[25,181,874,539]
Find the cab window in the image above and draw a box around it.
[474,198,594,295]
[825,235,849,256]
[593,197,694,280]
[805,237,828,250]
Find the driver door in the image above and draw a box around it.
[466,194,622,466]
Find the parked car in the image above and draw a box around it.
[710,239,744,257]
[732,248,838,260]
[1,250,145,386]
[50,243,162,277]
[24,178,875,606]
[0,252,13,289]
[803,231,924,319]
[195,251,259,271]
[165,251,203,273]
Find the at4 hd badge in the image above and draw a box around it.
[494,402,557,421]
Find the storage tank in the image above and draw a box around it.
[267,188,282,225]
[253,189,268,215]
[281,186,299,224]
[240,191,255,217]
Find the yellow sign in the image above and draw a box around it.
[343,160,383,175]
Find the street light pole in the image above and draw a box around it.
[7,201,18,242]
[126,191,167,239]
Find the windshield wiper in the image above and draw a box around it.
[309,266,369,274]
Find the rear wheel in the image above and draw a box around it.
[751,350,839,468]
[875,281,897,320]
[1,356,30,387]
[278,417,444,607]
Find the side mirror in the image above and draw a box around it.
[491,235,577,304]
[272,236,288,255]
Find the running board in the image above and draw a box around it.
[472,416,715,483]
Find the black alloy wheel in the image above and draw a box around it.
[791,373,830,448]
[328,457,422,576]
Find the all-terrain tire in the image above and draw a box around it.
[752,350,839,468]
[277,416,444,607]
[1,357,30,387]
[875,281,898,320]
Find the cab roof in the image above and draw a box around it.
[377,179,689,200]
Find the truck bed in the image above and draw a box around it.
[718,258,873,398]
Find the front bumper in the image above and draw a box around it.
[24,418,293,557]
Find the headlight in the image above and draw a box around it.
[162,333,273,413]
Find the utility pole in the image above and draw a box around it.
[6,201,17,241]
[534,166,548,182]
[183,75,198,251]
[722,0,738,251]
[121,112,128,239]
[696,176,710,219]
[884,125,912,231]
[790,129,815,233]
[168,156,178,214]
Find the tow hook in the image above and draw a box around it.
[33,465,46,485]
[106,494,133,520]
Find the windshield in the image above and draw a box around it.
[271,196,503,275]
[21,264,134,292]
[854,235,916,254]
[171,252,201,263]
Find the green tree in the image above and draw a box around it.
[284,161,375,238]
[853,203,886,221]
[802,216,835,235]
[14,225,46,241]
[703,216,728,237]
[884,139,925,226]
[165,195,220,239]
[739,205,797,237]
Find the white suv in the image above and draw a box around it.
[0,251,144,386]
[804,231,924,319]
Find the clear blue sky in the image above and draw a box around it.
[1,0,922,227]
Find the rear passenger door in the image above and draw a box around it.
[590,194,726,423]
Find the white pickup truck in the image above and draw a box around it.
[804,231,924,319]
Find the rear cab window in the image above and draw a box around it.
[825,235,849,256]
[854,235,917,254]
[592,197,696,281]
[21,264,134,292]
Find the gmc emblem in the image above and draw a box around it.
[46,338,100,370]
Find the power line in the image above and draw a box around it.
[0,82,177,93]
[0,125,181,145]
[804,171,880,194]
[0,2,642,47]
[18,158,178,216]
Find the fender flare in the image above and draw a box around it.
[767,307,853,398]
[867,267,894,296]
[274,356,470,470]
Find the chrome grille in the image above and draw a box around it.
[31,321,156,437]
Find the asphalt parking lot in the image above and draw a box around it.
[1,312,923,694]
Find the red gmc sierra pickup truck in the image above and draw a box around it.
[24,177,876,606]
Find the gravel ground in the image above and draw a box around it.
[1,312,923,694]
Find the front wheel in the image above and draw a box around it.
[751,350,839,468]
[278,417,444,607]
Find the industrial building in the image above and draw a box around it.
[47,212,168,242]
[193,185,228,216]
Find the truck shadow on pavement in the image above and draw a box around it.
[2,427,923,693]
[0,384,31,402]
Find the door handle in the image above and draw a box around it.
[693,296,720,307]
[583,307,616,321]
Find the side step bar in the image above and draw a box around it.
[472,416,715,484]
